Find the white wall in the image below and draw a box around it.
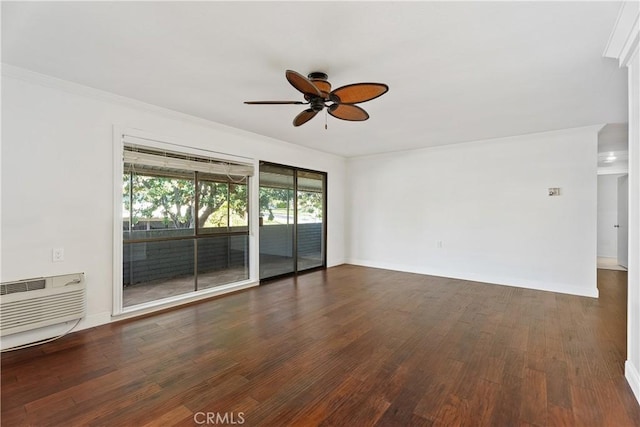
[625,33,640,405]
[602,1,640,406]
[597,173,625,258]
[0,67,346,347]
[347,126,600,297]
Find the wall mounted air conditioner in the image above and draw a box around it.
[0,273,85,336]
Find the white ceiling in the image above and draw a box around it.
[1,1,628,158]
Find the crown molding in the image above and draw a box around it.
[603,1,640,67]
[1,63,226,129]
[0,63,345,160]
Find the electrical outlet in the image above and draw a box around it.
[437,241,443,249]
[52,247,64,262]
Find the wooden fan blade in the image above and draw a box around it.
[328,104,369,121]
[244,101,306,105]
[293,109,319,127]
[330,83,389,104]
[286,70,321,98]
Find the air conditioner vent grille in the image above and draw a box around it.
[0,279,46,295]
[0,273,85,336]
[1,290,85,331]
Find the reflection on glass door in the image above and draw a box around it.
[297,171,324,272]
[259,163,326,280]
[259,165,295,278]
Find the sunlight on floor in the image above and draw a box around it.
[597,257,627,271]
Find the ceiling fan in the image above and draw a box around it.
[245,70,389,127]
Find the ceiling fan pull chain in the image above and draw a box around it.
[325,109,328,130]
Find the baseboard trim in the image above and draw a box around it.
[346,258,599,298]
[626,360,640,405]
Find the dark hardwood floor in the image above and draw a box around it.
[2,265,639,426]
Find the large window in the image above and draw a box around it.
[121,143,252,308]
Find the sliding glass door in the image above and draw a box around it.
[259,163,326,280]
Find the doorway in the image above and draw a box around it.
[597,173,628,271]
[258,162,326,280]
[596,124,629,271]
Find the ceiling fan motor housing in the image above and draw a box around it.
[310,97,325,112]
[308,72,331,99]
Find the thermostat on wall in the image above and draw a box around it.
[548,188,560,196]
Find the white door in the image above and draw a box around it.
[617,174,629,268]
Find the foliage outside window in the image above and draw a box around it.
[121,147,252,308]
[259,187,293,225]
[259,188,322,225]
[123,170,248,234]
